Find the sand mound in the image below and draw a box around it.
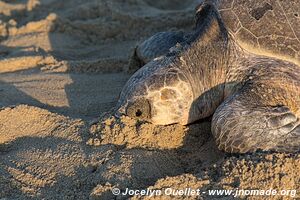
[87,115,300,200]
[0,0,299,199]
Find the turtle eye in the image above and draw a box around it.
[126,98,151,120]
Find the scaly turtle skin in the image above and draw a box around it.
[116,1,300,153]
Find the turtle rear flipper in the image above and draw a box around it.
[212,81,300,153]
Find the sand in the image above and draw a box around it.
[0,0,299,199]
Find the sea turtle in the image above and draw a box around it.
[115,0,300,153]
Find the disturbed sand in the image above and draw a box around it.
[0,0,299,199]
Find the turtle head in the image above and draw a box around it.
[115,2,229,125]
[115,59,193,125]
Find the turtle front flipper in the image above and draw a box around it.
[212,85,300,154]
[127,31,185,73]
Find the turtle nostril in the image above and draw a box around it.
[135,109,143,117]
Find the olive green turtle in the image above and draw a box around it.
[116,1,300,153]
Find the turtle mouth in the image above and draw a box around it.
[126,98,152,121]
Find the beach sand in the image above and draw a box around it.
[0,0,299,199]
